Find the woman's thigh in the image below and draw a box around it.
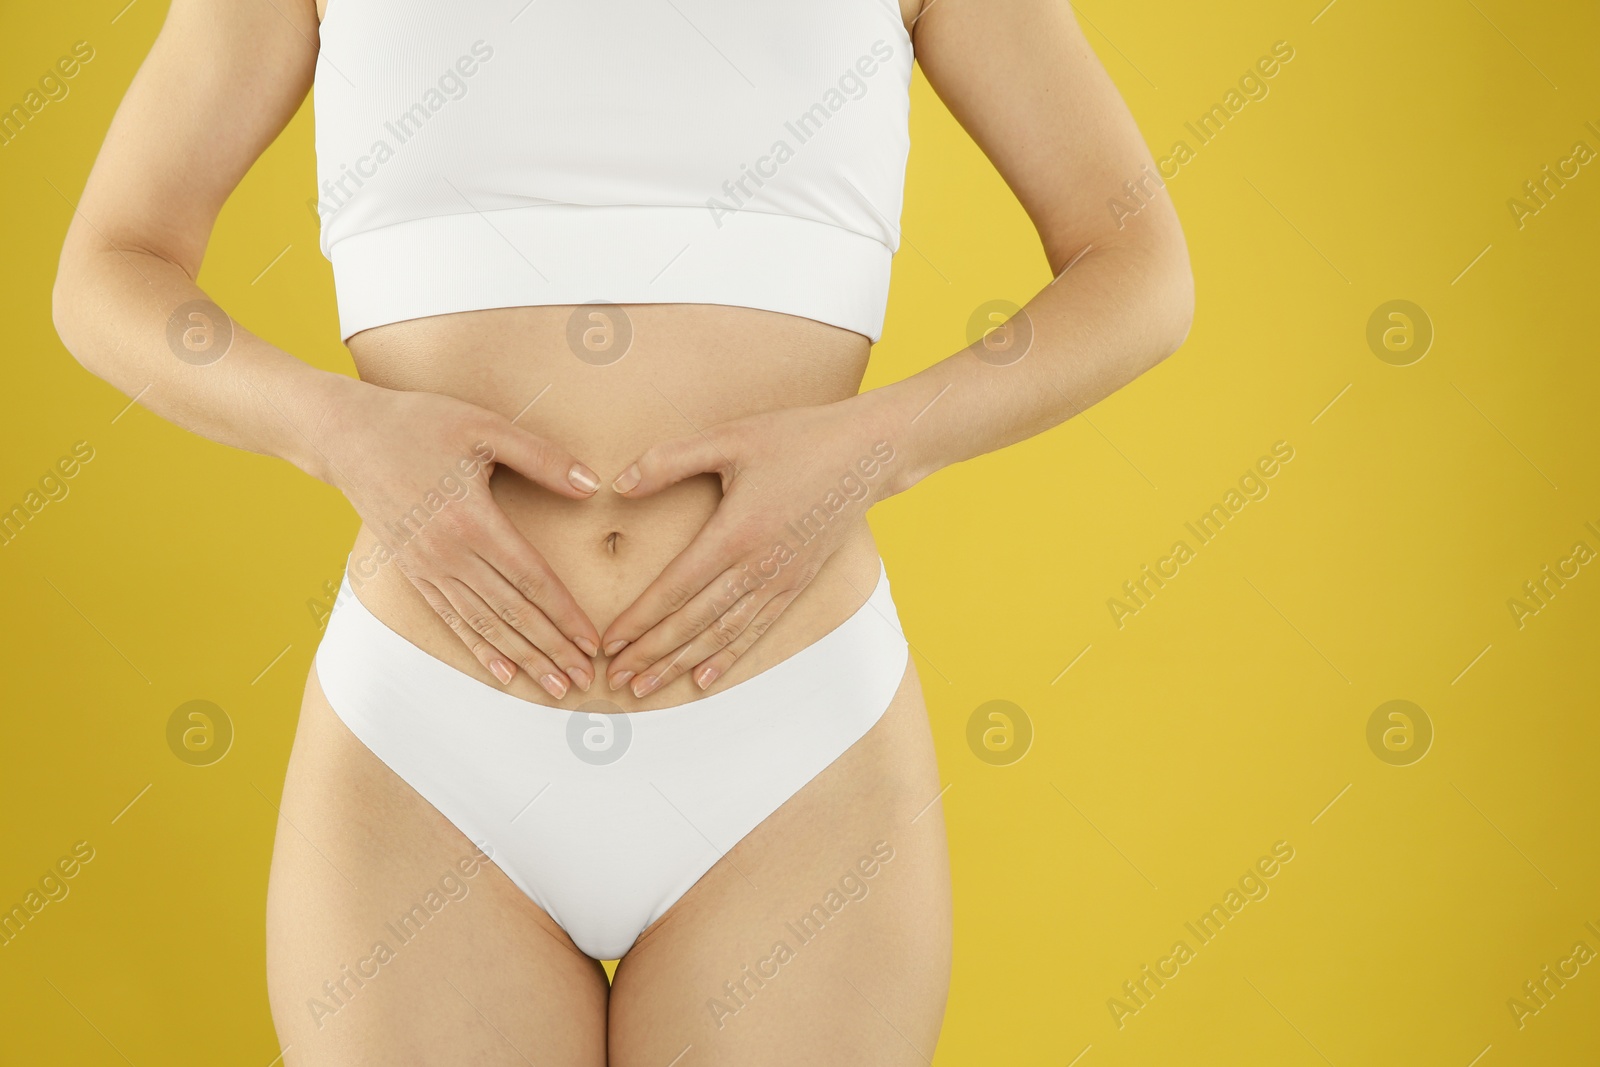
[265,666,609,1066]
[607,659,953,1066]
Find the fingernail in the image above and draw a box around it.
[695,665,720,690]
[490,658,514,684]
[565,666,591,692]
[575,635,600,657]
[604,639,628,656]
[611,464,641,494]
[540,673,568,698]
[568,464,599,493]
[609,670,634,692]
[631,674,660,698]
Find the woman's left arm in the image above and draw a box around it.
[601,0,1195,696]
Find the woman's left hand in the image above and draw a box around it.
[600,395,903,697]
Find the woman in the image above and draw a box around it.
[52,0,1192,1061]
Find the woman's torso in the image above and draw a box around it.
[343,303,885,712]
[314,0,921,711]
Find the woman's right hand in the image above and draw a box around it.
[315,379,602,698]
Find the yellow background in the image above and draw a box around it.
[3,0,1597,1063]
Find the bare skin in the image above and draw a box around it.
[52,0,1194,1060]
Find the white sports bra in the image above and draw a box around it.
[313,0,914,342]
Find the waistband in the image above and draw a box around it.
[316,557,906,723]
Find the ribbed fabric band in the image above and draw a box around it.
[330,203,894,342]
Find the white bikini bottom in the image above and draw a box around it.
[312,558,910,960]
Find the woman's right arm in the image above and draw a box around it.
[52,0,604,696]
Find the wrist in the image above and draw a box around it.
[850,379,942,501]
[294,369,374,489]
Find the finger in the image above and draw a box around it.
[606,562,752,680]
[481,419,601,500]
[684,586,801,691]
[478,508,602,656]
[436,573,574,701]
[626,584,772,698]
[607,570,761,691]
[600,512,750,656]
[408,573,560,696]
[464,553,594,693]
[610,431,732,497]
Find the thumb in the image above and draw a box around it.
[480,421,600,500]
[611,432,732,497]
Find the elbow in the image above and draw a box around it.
[51,272,78,363]
[1129,205,1195,363]
[1164,256,1195,358]
[1153,200,1196,357]
[52,252,101,379]
[1090,222,1195,373]
[52,254,84,366]
[1139,233,1194,367]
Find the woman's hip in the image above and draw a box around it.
[301,538,918,959]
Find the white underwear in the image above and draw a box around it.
[312,559,910,960]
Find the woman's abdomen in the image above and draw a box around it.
[337,301,886,712]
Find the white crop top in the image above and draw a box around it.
[312,0,914,342]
